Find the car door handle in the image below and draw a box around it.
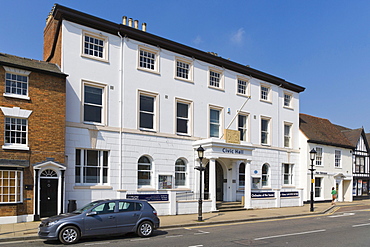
[108,216,115,219]
[133,213,139,217]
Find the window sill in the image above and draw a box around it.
[3,93,30,100]
[260,99,272,104]
[74,185,112,190]
[208,85,225,92]
[137,188,156,192]
[81,54,109,63]
[283,106,294,110]
[137,67,160,75]
[282,185,295,188]
[139,128,157,133]
[175,77,194,83]
[83,121,105,126]
[2,145,29,151]
[236,93,251,98]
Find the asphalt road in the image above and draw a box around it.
[2,206,370,247]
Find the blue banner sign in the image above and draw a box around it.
[126,194,169,201]
[251,192,275,198]
[280,191,299,197]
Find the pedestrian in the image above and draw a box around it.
[331,187,337,205]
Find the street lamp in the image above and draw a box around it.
[309,148,317,212]
[195,145,205,221]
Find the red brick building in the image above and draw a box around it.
[0,53,67,224]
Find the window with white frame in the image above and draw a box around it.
[138,156,152,186]
[83,32,107,60]
[335,150,341,168]
[209,69,222,89]
[210,107,222,138]
[238,114,248,141]
[75,149,109,184]
[261,118,270,145]
[315,147,323,166]
[176,101,191,135]
[262,163,270,187]
[284,93,292,107]
[239,163,245,187]
[83,82,106,124]
[176,58,192,80]
[260,85,270,101]
[139,92,157,130]
[175,159,186,186]
[0,170,22,203]
[315,177,322,197]
[5,72,28,97]
[139,47,158,72]
[4,118,27,146]
[284,123,291,148]
[237,78,249,95]
[1,106,32,150]
[283,164,293,185]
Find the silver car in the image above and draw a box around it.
[38,199,160,244]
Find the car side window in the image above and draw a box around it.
[92,202,115,214]
[118,201,137,212]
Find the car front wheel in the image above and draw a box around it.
[59,226,80,244]
[137,221,153,237]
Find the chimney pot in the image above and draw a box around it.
[142,23,147,32]
[134,20,139,29]
[122,16,127,25]
[128,18,133,27]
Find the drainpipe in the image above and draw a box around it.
[118,32,124,190]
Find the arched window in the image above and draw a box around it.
[262,163,270,187]
[239,163,245,187]
[175,159,186,186]
[40,169,57,177]
[138,156,151,186]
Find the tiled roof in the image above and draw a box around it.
[299,113,354,148]
[336,127,363,147]
[0,53,66,77]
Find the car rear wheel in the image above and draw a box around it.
[59,226,80,244]
[137,221,153,237]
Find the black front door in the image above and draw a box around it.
[40,179,58,217]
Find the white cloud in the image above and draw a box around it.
[193,35,203,45]
[231,28,245,44]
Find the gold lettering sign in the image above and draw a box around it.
[224,129,240,144]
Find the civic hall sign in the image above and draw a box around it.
[222,148,244,155]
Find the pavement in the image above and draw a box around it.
[1,200,369,243]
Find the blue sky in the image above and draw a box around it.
[1,0,370,131]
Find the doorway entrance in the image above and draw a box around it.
[205,161,224,201]
[39,169,59,218]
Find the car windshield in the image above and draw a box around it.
[72,201,102,214]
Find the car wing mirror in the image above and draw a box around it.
[86,211,98,216]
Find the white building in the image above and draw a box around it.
[44,4,305,215]
[299,114,353,203]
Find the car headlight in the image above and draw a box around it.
[46,220,59,227]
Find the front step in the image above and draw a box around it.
[217,201,246,212]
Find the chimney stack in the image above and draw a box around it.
[122,16,127,25]
[121,16,146,32]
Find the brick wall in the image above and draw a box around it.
[43,18,62,66]
[0,65,66,217]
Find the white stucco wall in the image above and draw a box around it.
[60,19,303,213]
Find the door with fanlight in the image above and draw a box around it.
[40,169,58,217]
